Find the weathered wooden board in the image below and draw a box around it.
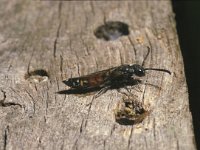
[0,0,196,150]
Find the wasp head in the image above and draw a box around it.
[130,64,145,77]
[130,64,171,77]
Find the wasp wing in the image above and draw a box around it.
[63,67,118,89]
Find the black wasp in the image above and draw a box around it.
[61,47,171,96]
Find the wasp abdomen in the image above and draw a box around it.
[63,78,81,88]
[63,73,107,89]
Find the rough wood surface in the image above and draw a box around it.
[0,1,196,150]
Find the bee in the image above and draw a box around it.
[60,47,171,96]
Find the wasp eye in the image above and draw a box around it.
[132,65,145,77]
[136,69,145,77]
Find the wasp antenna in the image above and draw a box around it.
[142,46,151,67]
[145,68,171,75]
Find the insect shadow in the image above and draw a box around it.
[57,79,141,96]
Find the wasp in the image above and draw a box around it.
[62,64,170,94]
[61,47,171,96]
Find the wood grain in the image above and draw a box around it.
[0,0,196,150]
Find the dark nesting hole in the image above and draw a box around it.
[25,69,49,83]
[94,21,129,41]
[115,98,149,125]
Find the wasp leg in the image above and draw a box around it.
[131,85,142,92]
[94,86,111,98]
[141,81,161,90]
[117,88,139,99]
[131,81,143,92]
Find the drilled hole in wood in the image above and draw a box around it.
[115,97,149,125]
[25,69,49,83]
[94,21,129,41]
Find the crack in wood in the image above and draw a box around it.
[128,36,137,63]
[144,136,148,149]
[102,124,117,150]
[84,97,95,128]
[79,119,84,134]
[141,78,148,104]
[144,31,153,66]
[74,49,81,77]
[103,140,106,150]
[0,90,22,107]
[72,119,85,149]
[118,46,123,65]
[60,55,63,79]
[27,48,35,75]
[25,90,36,114]
[3,126,9,150]
[56,77,60,91]
[173,130,180,150]
[80,36,90,56]
[89,1,95,16]
[53,2,62,58]
[43,88,49,116]
[77,64,81,77]
[127,126,134,150]
[53,22,61,58]
[94,57,99,71]
[110,124,116,136]
[153,118,156,141]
